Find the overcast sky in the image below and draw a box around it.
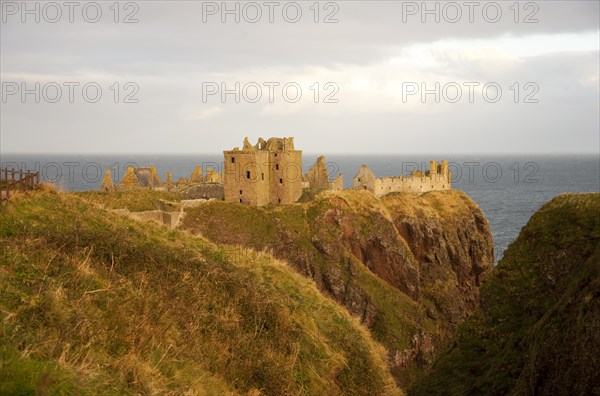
[1,0,598,154]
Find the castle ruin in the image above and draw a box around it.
[100,137,451,204]
[223,137,303,205]
[100,165,224,199]
[302,156,343,191]
[101,166,163,192]
[353,160,451,197]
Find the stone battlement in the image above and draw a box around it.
[353,160,451,197]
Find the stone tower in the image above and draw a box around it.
[223,137,302,206]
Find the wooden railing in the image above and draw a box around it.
[1,167,40,200]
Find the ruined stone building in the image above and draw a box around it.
[178,166,224,199]
[100,168,115,192]
[303,156,343,191]
[100,165,224,199]
[189,166,221,185]
[353,160,451,197]
[116,166,163,190]
[100,138,449,204]
[223,137,303,206]
[101,166,164,192]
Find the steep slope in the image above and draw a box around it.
[411,193,600,396]
[0,191,401,395]
[381,191,493,330]
[180,189,494,385]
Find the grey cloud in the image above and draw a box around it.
[0,0,598,154]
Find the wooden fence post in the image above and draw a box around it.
[0,168,42,200]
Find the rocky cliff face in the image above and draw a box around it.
[382,192,494,329]
[411,193,600,396]
[181,189,494,386]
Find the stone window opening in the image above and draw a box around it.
[279,178,283,184]
[239,190,242,195]
[261,173,264,180]
[239,199,242,203]
[276,164,279,170]
[231,157,235,163]
[278,198,281,203]
[246,171,251,179]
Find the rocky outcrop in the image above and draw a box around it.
[411,193,600,396]
[181,189,494,387]
[381,192,494,331]
[308,194,422,301]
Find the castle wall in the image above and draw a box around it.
[101,168,115,192]
[329,174,344,191]
[190,166,203,184]
[270,149,302,204]
[121,166,140,188]
[374,173,449,196]
[305,156,330,189]
[353,165,377,192]
[224,150,271,206]
[354,161,451,197]
[303,156,343,193]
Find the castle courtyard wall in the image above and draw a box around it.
[354,162,451,197]
[374,174,450,196]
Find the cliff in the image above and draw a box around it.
[380,191,493,328]
[411,193,600,395]
[181,189,495,385]
[0,191,401,395]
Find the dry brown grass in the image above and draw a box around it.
[1,191,402,395]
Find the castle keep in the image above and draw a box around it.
[353,160,451,197]
[223,137,303,206]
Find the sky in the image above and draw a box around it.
[1,0,599,154]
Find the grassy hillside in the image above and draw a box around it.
[179,189,494,386]
[74,190,182,212]
[182,193,427,350]
[0,190,401,395]
[410,193,600,396]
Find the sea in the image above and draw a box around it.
[1,153,598,263]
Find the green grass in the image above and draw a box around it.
[73,190,182,211]
[410,193,600,396]
[0,191,400,395]
[67,187,495,390]
[180,191,443,388]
